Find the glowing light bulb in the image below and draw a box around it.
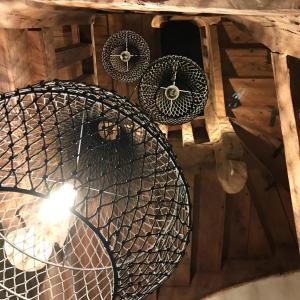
[4,183,77,271]
[4,226,53,272]
[39,183,77,225]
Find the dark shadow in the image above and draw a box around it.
[160,21,203,67]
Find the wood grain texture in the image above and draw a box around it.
[0,29,31,92]
[272,53,300,251]
[195,169,226,271]
[230,15,300,58]
[56,43,92,69]
[30,0,300,15]
[182,122,195,147]
[27,28,57,82]
[0,1,94,29]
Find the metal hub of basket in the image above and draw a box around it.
[0,81,191,300]
[138,55,208,125]
[102,30,150,82]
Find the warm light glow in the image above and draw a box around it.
[4,183,77,271]
[38,183,77,225]
[4,227,53,272]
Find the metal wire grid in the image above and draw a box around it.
[101,30,150,82]
[0,81,191,300]
[138,55,208,125]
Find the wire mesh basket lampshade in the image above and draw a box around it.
[0,81,191,300]
[138,55,208,125]
[102,30,150,82]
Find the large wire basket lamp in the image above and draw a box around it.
[102,30,150,82]
[0,81,191,300]
[138,55,208,125]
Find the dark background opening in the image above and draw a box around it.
[160,21,203,67]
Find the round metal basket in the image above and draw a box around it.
[0,81,191,300]
[102,30,150,82]
[138,55,208,125]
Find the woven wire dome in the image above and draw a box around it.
[138,55,208,125]
[102,30,150,82]
[0,81,191,300]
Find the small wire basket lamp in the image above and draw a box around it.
[0,81,191,300]
[102,30,150,82]
[138,55,208,125]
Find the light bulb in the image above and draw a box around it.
[38,183,77,225]
[4,226,53,272]
[4,183,77,271]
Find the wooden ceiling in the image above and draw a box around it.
[0,1,300,300]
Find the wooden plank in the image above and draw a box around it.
[224,78,282,140]
[29,0,300,15]
[224,186,251,259]
[247,196,273,258]
[90,19,98,85]
[158,124,168,139]
[231,16,300,59]
[27,28,57,82]
[245,149,296,250]
[225,78,277,108]
[94,15,113,90]
[196,169,226,271]
[222,48,273,78]
[205,24,226,117]
[165,172,194,286]
[53,25,73,49]
[271,52,300,251]
[57,62,82,80]
[0,2,94,29]
[182,122,195,147]
[233,121,288,188]
[205,101,247,194]
[0,29,31,92]
[218,21,259,45]
[71,24,80,44]
[55,43,92,69]
[204,23,247,194]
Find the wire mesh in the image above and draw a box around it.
[138,55,208,125]
[0,81,191,300]
[102,30,150,83]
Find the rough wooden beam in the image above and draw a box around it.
[204,23,247,194]
[27,28,57,82]
[271,52,300,251]
[230,16,300,59]
[195,169,226,271]
[0,1,94,29]
[56,43,93,69]
[0,29,31,92]
[31,0,300,15]
[90,19,98,85]
[205,24,226,117]
[182,122,195,147]
[159,124,169,139]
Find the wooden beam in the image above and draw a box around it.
[204,23,247,194]
[195,168,226,271]
[182,122,195,147]
[271,52,300,251]
[205,24,226,117]
[0,1,94,29]
[27,28,57,82]
[230,16,300,59]
[56,43,92,69]
[31,0,300,15]
[0,29,31,92]
[159,124,169,139]
[90,19,98,85]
